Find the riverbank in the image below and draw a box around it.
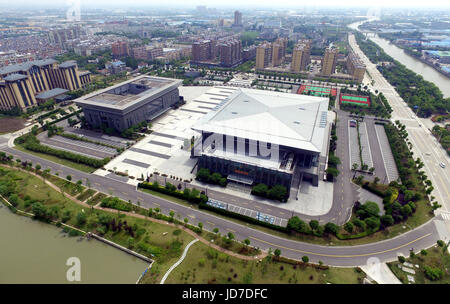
[377,36,450,80]
[0,202,148,283]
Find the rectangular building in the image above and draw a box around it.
[75,76,182,131]
[346,51,366,83]
[256,42,272,70]
[321,47,338,76]
[291,40,311,73]
[192,88,330,193]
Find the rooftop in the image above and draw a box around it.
[192,88,329,153]
[75,75,182,110]
[0,59,57,75]
[35,88,69,100]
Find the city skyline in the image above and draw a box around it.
[2,0,450,8]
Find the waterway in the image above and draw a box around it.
[0,205,148,283]
[349,20,450,98]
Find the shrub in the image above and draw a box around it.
[423,266,444,281]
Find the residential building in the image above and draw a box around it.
[321,47,338,76]
[112,41,130,58]
[233,11,243,27]
[291,40,311,72]
[346,51,366,82]
[0,59,91,111]
[255,42,272,70]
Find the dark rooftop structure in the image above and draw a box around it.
[75,75,182,131]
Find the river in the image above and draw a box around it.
[349,20,450,98]
[0,205,148,283]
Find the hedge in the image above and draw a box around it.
[138,181,207,204]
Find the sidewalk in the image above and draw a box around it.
[360,262,402,284]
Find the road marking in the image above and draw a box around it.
[188,214,195,219]
[255,205,261,209]
[153,202,160,206]
[137,197,144,201]
[122,192,128,195]
[226,228,236,232]
[206,221,215,226]
[249,233,432,258]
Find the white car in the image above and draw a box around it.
[440,162,446,168]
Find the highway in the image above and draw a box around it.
[348,33,450,215]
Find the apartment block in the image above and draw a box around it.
[0,59,91,111]
[255,42,272,70]
[346,51,366,83]
[321,47,338,76]
[291,40,311,73]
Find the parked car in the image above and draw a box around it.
[439,162,446,168]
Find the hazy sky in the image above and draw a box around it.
[3,0,450,8]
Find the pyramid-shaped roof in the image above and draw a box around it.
[192,88,329,153]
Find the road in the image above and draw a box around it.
[348,33,450,215]
[0,146,441,267]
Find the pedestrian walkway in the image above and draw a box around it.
[160,239,199,284]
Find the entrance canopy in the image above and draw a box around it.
[227,173,254,185]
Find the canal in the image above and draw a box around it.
[0,205,148,283]
[349,20,450,98]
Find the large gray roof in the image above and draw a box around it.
[4,73,28,81]
[36,88,69,100]
[192,88,329,153]
[0,59,57,75]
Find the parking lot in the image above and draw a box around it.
[38,133,118,159]
[359,122,374,168]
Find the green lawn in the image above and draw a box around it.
[388,246,450,284]
[14,145,96,173]
[159,241,366,284]
[86,192,108,206]
[76,189,96,202]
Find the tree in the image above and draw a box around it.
[35,164,41,171]
[381,214,394,226]
[352,163,359,171]
[309,220,319,230]
[76,212,87,226]
[198,222,203,230]
[365,217,380,230]
[302,256,309,263]
[66,175,72,182]
[398,256,406,263]
[184,217,188,225]
[344,222,354,233]
[243,238,250,247]
[287,216,307,233]
[227,232,234,240]
[274,249,281,258]
[325,222,339,235]
[420,249,428,256]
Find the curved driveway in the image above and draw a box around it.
[1,146,441,267]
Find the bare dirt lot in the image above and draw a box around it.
[0,117,26,134]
